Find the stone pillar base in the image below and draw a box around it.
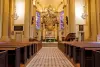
[1,36,10,41]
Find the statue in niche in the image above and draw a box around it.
[66,16,68,25]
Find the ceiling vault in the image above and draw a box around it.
[34,0,65,12]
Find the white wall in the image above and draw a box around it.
[75,0,85,24]
[75,0,86,41]
[14,0,25,24]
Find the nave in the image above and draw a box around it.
[26,47,74,67]
[0,0,100,67]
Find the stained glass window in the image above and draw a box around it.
[36,11,40,29]
[60,11,64,30]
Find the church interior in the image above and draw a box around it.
[0,0,100,67]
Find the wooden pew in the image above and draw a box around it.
[61,41,75,58]
[0,50,8,67]
[0,42,28,64]
[0,47,20,67]
[1,42,36,63]
[0,42,30,67]
[0,41,41,67]
[61,41,100,67]
[58,42,66,53]
[79,45,100,67]
[19,42,40,58]
[94,50,100,67]
[72,42,100,65]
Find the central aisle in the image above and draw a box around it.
[26,47,74,67]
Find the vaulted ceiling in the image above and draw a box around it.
[33,0,64,12]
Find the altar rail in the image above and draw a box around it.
[58,41,100,67]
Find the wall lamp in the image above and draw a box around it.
[12,6,19,20]
[81,6,88,19]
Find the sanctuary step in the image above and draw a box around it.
[42,42,58,47]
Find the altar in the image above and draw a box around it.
[45,36,56,42]
[41,5,59,42]
[45,31,56,42]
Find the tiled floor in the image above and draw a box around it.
[26,47,74,67]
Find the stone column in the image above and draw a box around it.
[42,25,44,41]
[64,5,69,38]
[90,0,97,41]
[1,0,10,41]
[29,0,34,39]
[58,14,62,41]
[38,16,42,41]
[96,0,100,34]
[57,23,59,41]
[84,0,91,41]
[9,0,15,39]
[0,0,3,39]
[41,23,43,41]
[55,24,57,40]
[55,12,59,41]
[68,0,75,33]
[24,0,32,41]
[43,24,46,41]
[32,5,37,39]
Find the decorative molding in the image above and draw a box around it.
[41,6,58,31]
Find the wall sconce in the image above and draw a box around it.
[81,13,88,19]
[12,6,19,20]
[81,6,88,19]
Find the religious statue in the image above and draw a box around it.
[41,5,58,31]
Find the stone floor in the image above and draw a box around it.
[26,47,74,67]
